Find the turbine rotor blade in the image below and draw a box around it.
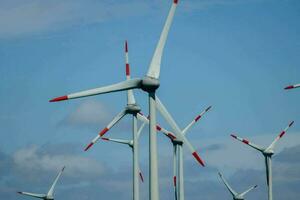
[50,79,142,102]
[17,192,46,199]
[284,83,300,90]
[230,134,264,152]
[101,137,132,146]
[182,105,212,135]
[147,0,179,79]
[124,40,136,105]
[239,185,258,197]
[47,166,65,197]
[156,96,205,166]
[267,121,294,150]
[84,110,127,151]
[218,172,238,197]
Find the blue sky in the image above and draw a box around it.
[0,0,299,199]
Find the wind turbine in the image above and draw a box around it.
[49,1,185,199]
[137,106,211,200]
[101,120,146,199]
[82,41,144,200]
[231,121,294,200]
[17,166,65,200]
[284,83,300,90]
[218,172,257,200]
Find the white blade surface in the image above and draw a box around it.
[239,185,257,197]
[125,40,136,105]
[267,121,294,150]
[84,110,127,151]
[147,0,178,79]
[17,192,46,199]
[218,172,237,197]
[50,79,142,102]
[182,106,212,136]
[156,96,205,166]
[47,166,65,197]
[231,134,264,152]
[102,137,132,146]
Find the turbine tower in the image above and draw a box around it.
[231,121,294,200]
[284,83,300,90]
[137,106,211,200]
[49,1,184,199]
[101,121,146,199]
[218,172,257,200]
[17,166,65,200]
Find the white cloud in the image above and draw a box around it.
[63,100,113,127]
[13,145,106,178]
[0,0,150,39]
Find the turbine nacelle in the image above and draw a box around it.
[141,77,160,92]
[125,104,141,114]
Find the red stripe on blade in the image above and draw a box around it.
[84,142,94,151]
[49,95,68,102]
[101,137,109,141]
[284,85,294,90]
[126,64,130,76]
[192,152,205,166]
[173,176,176,187]
[195,115,201,122]
[167,133,176,140]
[242,139,249,144]
[99,127,109,136]
[156,125,162,131]
[174,0,178,4]
[279,131,285,138]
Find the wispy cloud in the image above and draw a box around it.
[0,0,150,39]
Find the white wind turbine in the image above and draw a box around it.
[82,41,144,200]
[49,1,190,199]
[231,121,294,200]
[137,106,211,200]
[218,172,257,200]
[17,167,65,200]
[101,121,147,198]
[284,83,300,90]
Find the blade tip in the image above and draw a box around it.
[174,0,178,4]
[289,121,294,127]
[192,152,205,167]
[284,85,294,90]
[49,95,68,102]
[230,134,237,139]
[84,143,93,151]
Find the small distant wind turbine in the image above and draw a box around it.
[17,166,65,200]
[101,121,147,199]
[284,83,300,90]
[49,1,182,199]
[137,106,211,200]
[218,172,257,200]
[231,121,294,200]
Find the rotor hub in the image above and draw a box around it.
[141,77,160,92]
[126,104,141,114]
